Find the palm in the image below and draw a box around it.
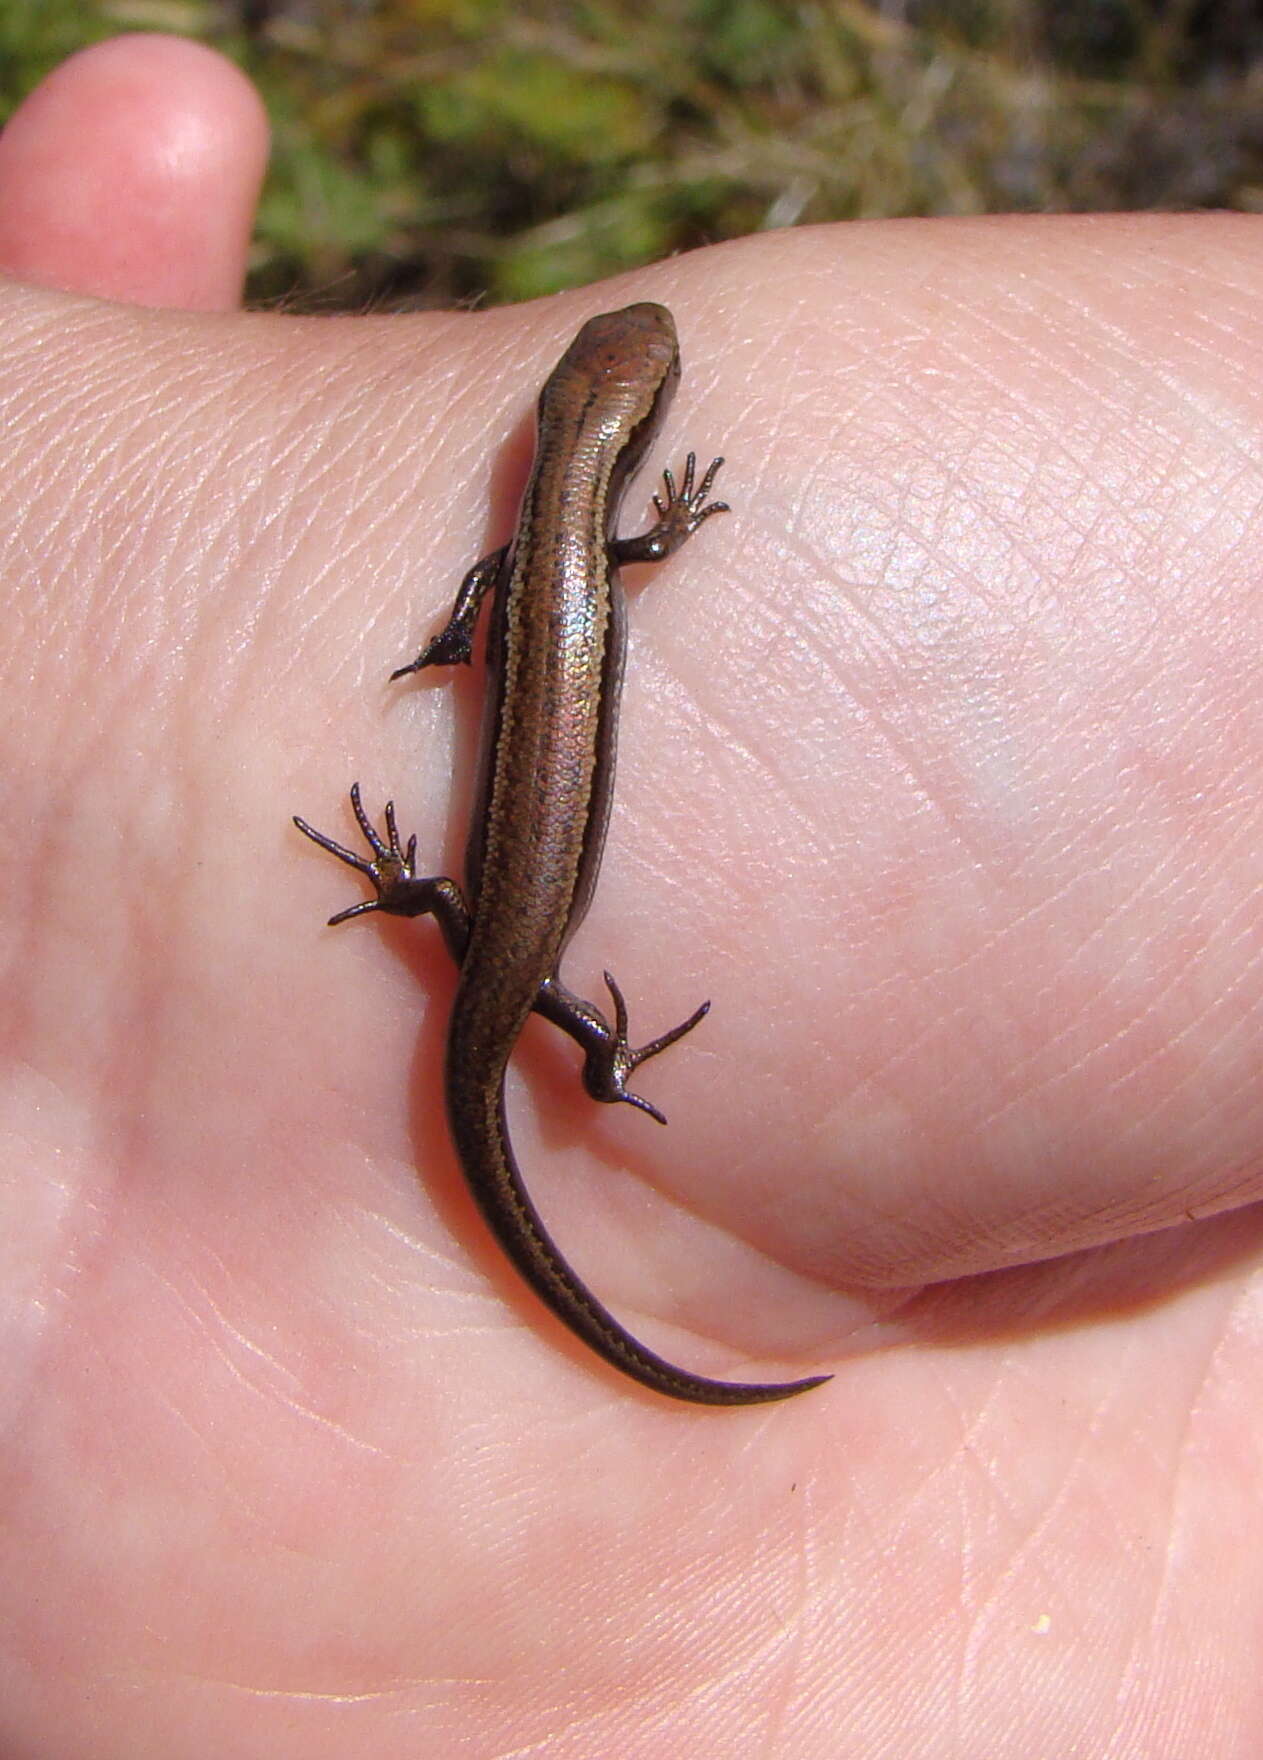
[1,44,1260,1755]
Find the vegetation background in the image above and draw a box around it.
[4,0,1261,309]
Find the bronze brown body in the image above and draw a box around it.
[296,304,829,1405]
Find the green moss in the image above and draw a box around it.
[0,0,112,112]
[420,51,654,168]
[495,194,672,301]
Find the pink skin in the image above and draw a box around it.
[1,33,1261,1760]
[0,34,265,309]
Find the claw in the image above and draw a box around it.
[625,1090,669,1126]
[349,782,389,857]
[591,971,709,1123]
[694,454,724,501]
[655,453,727,534]
[327,896,382,928]
[293,801,372,876]
[598,973,667,1122]
[603,970,631,1042]
[294,785,422,925]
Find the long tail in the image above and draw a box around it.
[447,1055,830,1407]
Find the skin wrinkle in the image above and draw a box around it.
[802,404,1259,1260]
[9,464,148,683]
[1011,835,1262,1151]
[1174,478,1258,594]
[226,375,404,614]
[947,1451,1102,1746]
[10,204,1263,1752]
[175,338,471,731]
[1126,1059,1263,1205]
[1058,244,1263,449]
[0,744,68,1024]
[277,343,518,691]
[1093,1393,1205,1752]
[36,366,245,715]
[741,508,1004,888]
[901,284,1210,513]
[1100,898,1256,1090]
[979,867,1173,1094]
[843,453,1031,644]
[1128,1374,1204,1659]
[881,402,1148,617]
[143,1373,353,1527]
[194,1680,450,1705]
[679,639,822,871]
[816,649,995,869]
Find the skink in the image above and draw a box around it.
[296,302,829,1405]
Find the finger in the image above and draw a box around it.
[0,33,268,312]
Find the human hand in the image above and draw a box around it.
[1,36,1259,1759]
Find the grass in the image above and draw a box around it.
[4,0,1262,309]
